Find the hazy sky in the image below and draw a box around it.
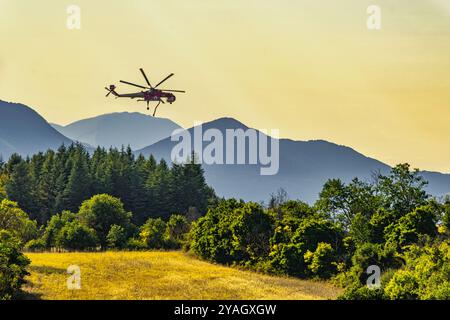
[1,0,450,172]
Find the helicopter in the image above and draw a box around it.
[105,68,185,116]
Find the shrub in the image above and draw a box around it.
[55,221,98,250]
[339,285,386,300]
[107,225,128,249]
[24,238,46,252]
[165,215,190,249]
[190,199,246,264]
[304,242,337,278]
[268,242,306,276]
[384,205,438,248]
[0,230,30,299]
[126,238,147,250]
[78,194,132,248]
[140,218,166,249]
[42,211,76,248]
[384,270,419,300]
[229,203,274,263]
[0,199,38,243]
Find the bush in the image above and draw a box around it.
[190,200,274,265]
[55,221,98,250]
[268,242,306,276]
[78,194,132,248]
[165,215,190,249]
[304,242,337,278]
[229,203,274,263]
[140,218,166,249]
[384,205,438,248]
[0,199,38,243]
[107,225,128,249]
[42,211,76,248]
[384,270,419,300]
[190,199,246,264]
[126,238,148,250]
[0,230,30,299]
[24,238,46,252]
[339,285,386,300]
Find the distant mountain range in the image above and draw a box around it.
[0,100,72,160]
[51,112,181,150]
[1,100,450,203]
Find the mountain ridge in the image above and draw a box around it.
[1,100,449,203]
[0,100,73,159]
[52,112,181,150]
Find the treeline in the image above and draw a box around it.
[1,151,450,300]
[0,143,216,226]
[189,164,450,299]
[0,193,194,299]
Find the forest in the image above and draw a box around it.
[1,144,449,300]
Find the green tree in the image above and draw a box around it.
[34,151,58,224]
[0,199,37,243]
[304,242,337,278]
[165,214,189,248]
[78,194,132,249]
[56,221,98,250]
[384,205,438,247]
[5,157,34,216]
[377,163,429,216]
[139,218,166,249]
[62,149,92,212]
[42,211,76,248]
[316,178,379,229]
[0,230,30,299]
[230,203,275,263]
[106,224,128,249]
[190,199,246,263]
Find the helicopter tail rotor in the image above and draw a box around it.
[105,85,117,97]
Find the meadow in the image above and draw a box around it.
[23,251,341,300]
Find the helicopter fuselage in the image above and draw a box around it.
[105,68,184,116]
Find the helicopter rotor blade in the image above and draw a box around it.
[154,73,174,88]
[105,87,112,97]
[140,68,153,88]
[120,80,148,90]
[160,89,186,93]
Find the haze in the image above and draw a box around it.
[0,0,449,172]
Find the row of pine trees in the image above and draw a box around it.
[0,144,216,226]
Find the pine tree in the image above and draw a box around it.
[62,148,92,212]
[35,151,58,224]
[5,158,33,216]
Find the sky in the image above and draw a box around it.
[0,0,450,172]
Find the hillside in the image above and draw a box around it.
[52,112,181,150]
[0,100,73,160]
[24,252,340,300]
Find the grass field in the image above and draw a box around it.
[23,251,341,300]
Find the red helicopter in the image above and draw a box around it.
[105,68,185,116]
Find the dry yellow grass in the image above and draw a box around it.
[24,251,341,300]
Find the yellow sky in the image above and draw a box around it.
[1,0,450,172]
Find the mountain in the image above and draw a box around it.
[0,100,73,160]
[2,101,449,203]
[52,112,181,150]
[136,118,450,203]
